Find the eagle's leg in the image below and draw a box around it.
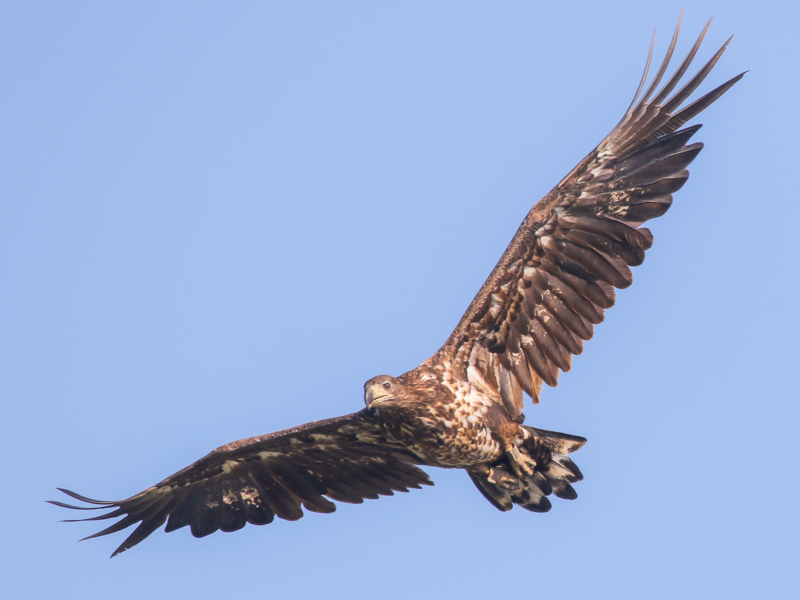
[505,443,537,478]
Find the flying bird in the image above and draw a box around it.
[51,17,743,557]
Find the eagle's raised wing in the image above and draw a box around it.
[49,410,432,557]
[436,18,744,419]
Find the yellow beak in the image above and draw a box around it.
[365,384,390,407]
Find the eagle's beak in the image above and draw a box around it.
[365,384,389,407]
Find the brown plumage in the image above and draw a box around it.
[50,16,743,557]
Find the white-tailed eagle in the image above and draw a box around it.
[51,17,743,557]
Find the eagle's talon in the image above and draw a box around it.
[506,444,537,478]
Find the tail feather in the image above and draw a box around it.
[550,479,578,500]
[546,455,584,484]
[529,427,587,455]
[468,427,586,513]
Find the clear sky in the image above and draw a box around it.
[2,2,798,598]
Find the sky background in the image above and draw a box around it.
[2,2,798,598]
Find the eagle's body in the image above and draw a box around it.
[371,361,515,469]
[51,17,743,557]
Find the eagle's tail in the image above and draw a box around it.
[467,427,586,512]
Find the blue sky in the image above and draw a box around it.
[2,2,798,598]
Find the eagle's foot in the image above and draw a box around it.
[474,463,518,489]
[506,443,537,478]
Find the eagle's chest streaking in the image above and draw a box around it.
[370,375,506,468]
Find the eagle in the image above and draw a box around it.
[51,17,743,557]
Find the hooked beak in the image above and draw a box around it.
[365,384,390,407]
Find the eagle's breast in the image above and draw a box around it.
[377,364,506,468]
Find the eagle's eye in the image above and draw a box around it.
[383,382,392,391]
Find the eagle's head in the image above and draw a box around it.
[364,375,403,409]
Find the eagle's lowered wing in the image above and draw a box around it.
[438,18,744,419]
[49,410,431,557]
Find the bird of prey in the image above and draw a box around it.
[51,17,743,557]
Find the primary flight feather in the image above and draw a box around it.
[51,17,743,557]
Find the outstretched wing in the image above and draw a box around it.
[436,18,744,418]
[49,410,432,557]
